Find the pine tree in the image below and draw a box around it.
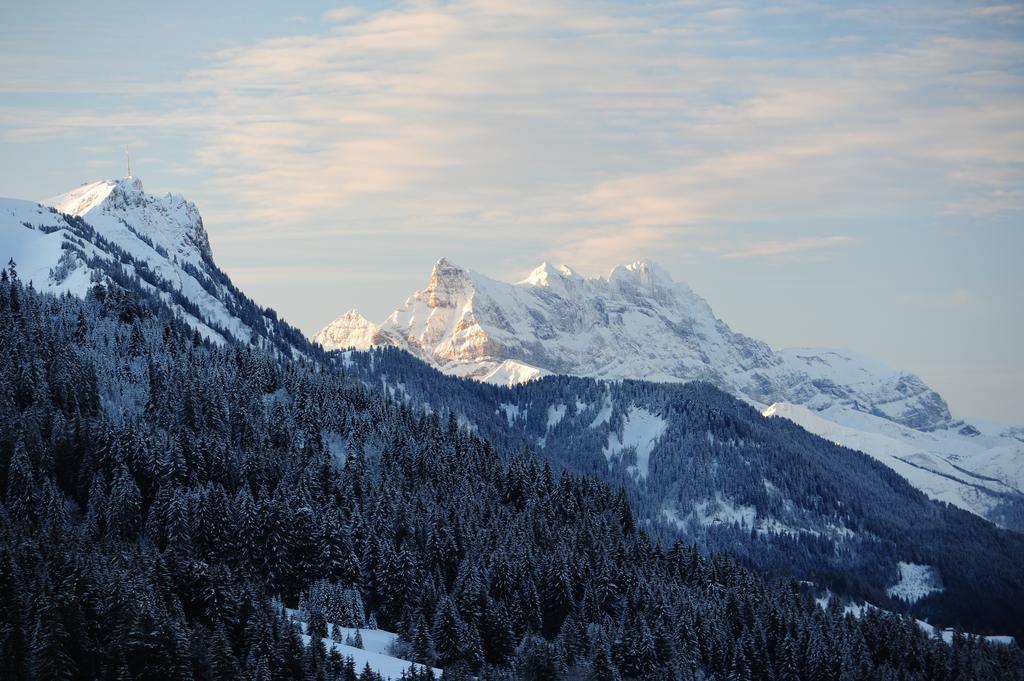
[411,614,435,665]
[432,597,465,668]
[5,438,36,521]
[31,589,76,681]
[592,633,621,681]
[109,462,142,539]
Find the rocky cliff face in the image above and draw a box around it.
[45,177,215,267]
[315,257,954,432]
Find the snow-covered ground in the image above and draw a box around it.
[0,199,100,296]
[481,359,547,386]
[590,393,613,428]
[886,562,943,604]
[602,406,667,480]
[813,596,1014,647]
[660,493,857,542]
[763,402,1024,526]
[498,403,520,426]
[288,610,441,680]
[546,403,567,429]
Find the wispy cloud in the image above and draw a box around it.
[720,236,854,260]
[900,288,983,310]
[2,0,1021,266]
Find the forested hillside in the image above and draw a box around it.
[340,348,1024,640]
[1,265,1022,680]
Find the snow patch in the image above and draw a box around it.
[480,359,547,386]
[498,403,520,426]
[546,403,567,429]
[590,396,613,428]
[290,612,441,680]
[603,406,667,480]
[886,562,943,604]
[692,496,757,528]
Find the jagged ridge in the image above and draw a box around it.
[315,257,952,430]
[0,177,312,357]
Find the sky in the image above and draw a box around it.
[1,0,1022,421]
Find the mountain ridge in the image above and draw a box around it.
[315,256,953,431]
[314,257,1024,528]
[0,176,313,357]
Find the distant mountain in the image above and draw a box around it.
[315,258,1024,529]
[315,258,952,429]
[0,177,311,355]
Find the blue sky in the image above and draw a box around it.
[1,1,1022,421]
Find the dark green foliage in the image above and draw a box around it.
[344,347,1024,640]
[0,267,1021,680]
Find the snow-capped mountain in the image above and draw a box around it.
[316,257,953,428]
[315,257,1024,528]
[0,177,308,355]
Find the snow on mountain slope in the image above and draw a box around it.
[315,257,952,431]
[2,177,304,355]
[45,177,214,270]
[603,406,668,480]
[482,359,549,386]
[886,562,943,604]
[0,199,98,295]
[763,402,1023,524]
[290,614,441,680]
[316,257,1024,528]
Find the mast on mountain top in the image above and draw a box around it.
[125,145,131,178]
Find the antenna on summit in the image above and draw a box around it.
[124,145,132,178]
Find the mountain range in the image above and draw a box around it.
[3,176,1023,642]
[4,178,1021,530]
[315,257,1024,530]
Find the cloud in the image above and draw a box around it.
[321,7,365,24]
[719,236,854,260]
[2,0,1021,259]
[900,288,982,310]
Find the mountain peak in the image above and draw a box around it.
[341,308,369,321]
[44,177,143,217]
[610,259,673,289]
[1,176,306,353]
[520,261,579,287]
[432,256,459,271]
[314,256,954,433]
[426,257,473,308]
[313,308,379,350]
[43,176,213,265]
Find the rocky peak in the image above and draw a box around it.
[426,258,474,308]
[520,261,580,288]
[102,176,147,210]
[314,257,957,433]
[313,309,379,349]
[45,177,213,266]
[610,259,674,290]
